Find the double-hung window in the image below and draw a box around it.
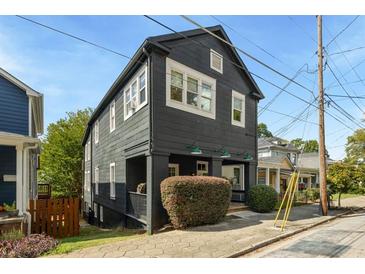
[94,120,99,144]
[124,64,148,120]
[110,162,116,199]
[110,100,116,132]
[95,166,99,195]
[232,90,245,128]
[166,58,216,119]
[210,49,223,74]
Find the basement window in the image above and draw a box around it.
[110,162,116,199]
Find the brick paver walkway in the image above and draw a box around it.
[50,196,365,258]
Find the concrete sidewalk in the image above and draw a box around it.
[51,196,365,258]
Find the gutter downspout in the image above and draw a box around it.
[23,142,39,236]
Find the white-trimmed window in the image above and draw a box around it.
[166,58,216,119]
[94,120,99,144]
[197,161,209,176]
[93,203,98,218]
[87,140,91,160]
[110,100,116,132]
[124,64,148,120]
[110,162,116,199]
[84,170,90,192]
[100,205,104,222]
[168,163,179,177]
[84,143,88,161]
[232,90,245,128]
[95,166,99,195]
[210,49,223,74]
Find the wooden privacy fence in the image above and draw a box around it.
[28,197,80,238]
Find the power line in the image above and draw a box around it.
[326,15,359,48]
[180,15,316,97]
[325,59,364,114]
[17,14,359,134]
[287,16,317,44]
[328,46,365,56]
[326,94,365,100]
[258,105,319,125]
[15,15,132,60]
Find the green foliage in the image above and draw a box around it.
[3,201,16,211]
[303,188,320,202]
[345,129,365,164]
[160,176,232,229]
[0,228,23,241]
[247,185,278,213]
[258,123,273,138]
[328,162,357,206]
[46,226,141,255]
[290,138,319,152]
[39,108,92,198]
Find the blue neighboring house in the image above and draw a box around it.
[0,67,43,218]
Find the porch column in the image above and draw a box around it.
[210,157,222,177]
[244,162,257,192]
[146,152,169,235]
[265,168,270,186]
[275,168,281,193]
[308,176,312,189]
[16,144,23,215]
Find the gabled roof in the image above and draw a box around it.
[259,155,294,170]
[0,67,44,135]
[258,137,299,152]
[148,25,264,99]
[82,25,264,145]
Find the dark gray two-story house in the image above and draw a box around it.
[82,25,264,233]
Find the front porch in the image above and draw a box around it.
[0,132,40,220]
[124,152,256,232]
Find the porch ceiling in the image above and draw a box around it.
[0,131,40,146]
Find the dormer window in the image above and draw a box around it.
[210,49,223,74]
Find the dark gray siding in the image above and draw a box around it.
[0,75,29,135]
[88,64,150,226]
[151,34,258,166]
[0,145,16,205]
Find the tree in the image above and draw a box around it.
[290,138,319,153]
[39,108,92,197]
[327,162,356,207]
[345,129,365,164]
[258,123,273,138]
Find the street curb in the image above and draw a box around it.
[226,208,359,258]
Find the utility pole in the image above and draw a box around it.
[317,15,328,216]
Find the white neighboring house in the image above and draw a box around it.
[0,68,44,221]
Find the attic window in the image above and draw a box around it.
[210,49,223,73]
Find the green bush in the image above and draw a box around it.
[160,176,231,229]
[247,185,278,213]
[304,188,320,202]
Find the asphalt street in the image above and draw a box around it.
[243,209,365,258]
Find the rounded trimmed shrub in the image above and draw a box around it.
[161,176,231,229]
[247,184,278,213]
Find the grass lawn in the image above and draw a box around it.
[46,225,144,256]
[331,193,363,201]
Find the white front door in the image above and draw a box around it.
[168,163,179,177]
[196,161,209,176]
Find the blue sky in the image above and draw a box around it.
[1,15,364,160]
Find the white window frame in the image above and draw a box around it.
[84,143,88,161]
[110,162,116,199]
[124,64,148,121]
[94,120,99,144]
[210,49,223,74]
[84,170,90,192]
[196,161,209,176]
[168,163,180,177]
[95,166,99,195]
[87,140,91,161]
[110,100,116,132]
[231,90,246,128]
[166,58,216,120]
[100,205,104,222]
[93,203,98,218]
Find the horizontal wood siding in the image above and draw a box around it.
[151,34,257,160]
[0,75,29,135]
[87,64,150,223]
